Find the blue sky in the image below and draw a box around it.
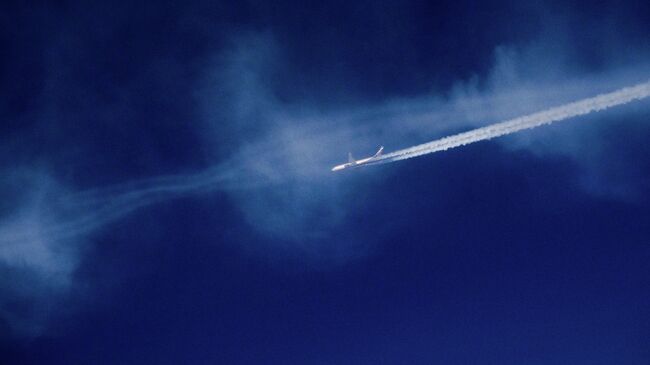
[1,1,649,364]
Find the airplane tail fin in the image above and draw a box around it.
[373,146,384,158]
[348,152,355,163]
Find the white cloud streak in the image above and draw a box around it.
[0,165,240,247]
[372,80,650,164]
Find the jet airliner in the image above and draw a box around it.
[331,146,384,171]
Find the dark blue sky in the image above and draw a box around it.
[1,1,649,364]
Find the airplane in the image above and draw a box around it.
[331,146,384,172]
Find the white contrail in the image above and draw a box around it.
[0,165,242,245]
[372,80,650,164]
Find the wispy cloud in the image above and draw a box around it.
[0,170,80,337]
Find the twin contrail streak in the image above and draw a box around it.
[372,80,650,164]
[0,166,239,245]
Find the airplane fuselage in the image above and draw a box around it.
[331,157,373,171]
[331,146,383,172]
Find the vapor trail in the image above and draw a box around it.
[0,165,244,245]
[373,80,650,164]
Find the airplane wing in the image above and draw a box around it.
[348,152,355,163]
[372,146,384,158]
